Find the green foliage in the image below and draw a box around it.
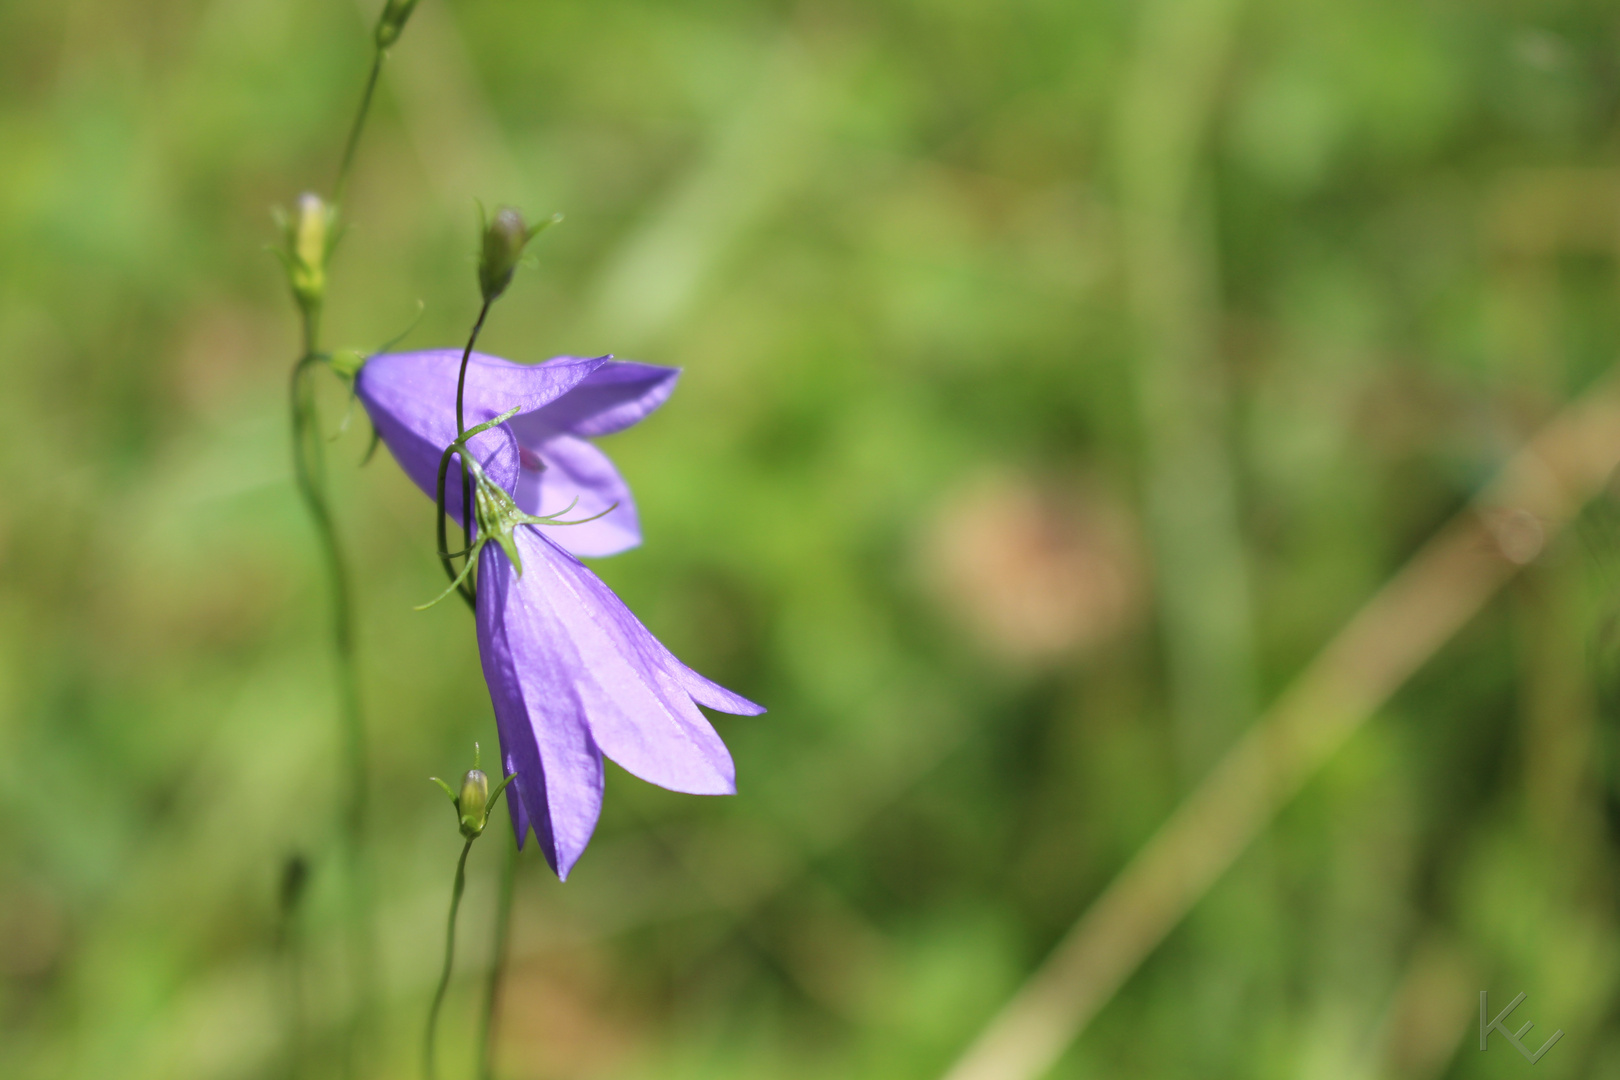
[1,0,1619,1077]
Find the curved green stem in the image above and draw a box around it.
[455,298,493,439]
[275,12,407,1075]
[428,298,496,607]
[291,355,366,832]
[425,838,476,1080]
[456,298,494,572]
[290,348,376,1075]
[435,443,478,611]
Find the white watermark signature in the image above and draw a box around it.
[1480,992,1563,1063]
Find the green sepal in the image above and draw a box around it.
[414,403,619,609]
[361,422,382,466]
[329,348,365,381]
[486,772,518,815]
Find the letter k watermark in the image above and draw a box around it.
[1481,992,1563,1063]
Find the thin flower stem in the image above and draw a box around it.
[434,444,478,611]
[476,837,518,1079]
[430,297,494,604]
[334,48,385,207]
[456,299,492,438]
[429,409,520,607]
[277,11,406,1074]
[290,347,377,1076]
[457,298,493,560]
[425,837,476,1080]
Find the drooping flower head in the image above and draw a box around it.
[357,351,763,878]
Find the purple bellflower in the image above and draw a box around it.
[357,350,763,878]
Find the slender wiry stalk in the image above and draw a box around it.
[334,50,385,206]
[435,444,475,610]
[477,838,518,1079]
[291,344,376,1077]
[456,299,492,438]
[457,298,494,569]
[431,299,494,610]
[291,366,361,838]
[425,838,476,1080]
[281,28,398,1067]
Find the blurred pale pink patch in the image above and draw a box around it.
[922,471,1143,665]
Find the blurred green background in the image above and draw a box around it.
[5,0,1620,1077]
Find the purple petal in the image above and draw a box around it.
[549,547,767,719]
[673,665,768,717]
[505,528,753,796]
[521,532,738,795]
[499,745,531,850]
[356,351,609,525]
[509,433,643,557]
[477,537,606,880]
[523,362,680,438]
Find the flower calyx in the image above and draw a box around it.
[430,742,517,840]
[477,205,561,303]
[417,405,617,610]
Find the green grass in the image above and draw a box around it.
[2,0,1620,1077]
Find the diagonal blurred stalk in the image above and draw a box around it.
[354,0,528,209]
[939,369,1620,1080]
[1116,0,1253,779]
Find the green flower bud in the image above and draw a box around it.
[458,768,490,838]
[375,0,420,48]
[277,192,335,315]
[477,206,559,302]
[479,207,528,302]
[429,743,516,838]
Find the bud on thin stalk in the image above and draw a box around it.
[424,744,519,1078]
[276,192,337,322]
[477,205,560,303]
[375,0,421,49]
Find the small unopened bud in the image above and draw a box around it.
[477,206,558,302]
[375,0,420,48]
[279,192,334,313]
[479,208,528,301]
[457,768,490,838]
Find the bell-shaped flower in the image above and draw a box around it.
[356,349,676,557]
[355,350,764,878]
[478,519,762,878]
